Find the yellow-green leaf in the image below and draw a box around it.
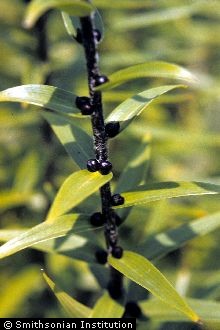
[113,181,220,209]
[108,251,200,322]
[42,112,94,169]
[106,85,184,133]
[61,11,77,38]
[43,272,91,317]
[23,0,93,28]
[95,62,196,91]
[0,214,83,259]
[46,170,112,221]
[140,297,220,325]
[112,2,210,30]
[89,291,124,318]
[138,211,220,261]
[0,84,81,117]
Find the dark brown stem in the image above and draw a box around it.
[79,14,123,297]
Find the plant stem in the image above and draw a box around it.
[79,14,123,296]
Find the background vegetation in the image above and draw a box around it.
[0,0,220,328]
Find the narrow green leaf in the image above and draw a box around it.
[93,0,153,9]
[138,211,220,261]
[0,214,83,259]
[116,134,151,193]
[113,181,220,209]
[23,0,93,28]
[61,11,77,38]
[140,297,220,324]
[95,62,197,91]
[115,134,151,220]
[43,272,91,317]
[0,84,81,117]
[0,226,101,264]
[46,170,112,221]
[89,291,124,318]
[108,251,200,322]
[106,85,184,133]
[112,2,209,30]
[42,112,94,169]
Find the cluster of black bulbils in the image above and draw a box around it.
[91,205,124,265]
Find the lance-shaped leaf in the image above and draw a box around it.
[113,181,220,209]
[43,272,91,317]
[0,225,102,264]
[42,112,94,169]
[0,214,84,259]
[106,85,184,133]
[108,251,200,322]
[61,11,77,38]
[140,297,220,324]
[112,2,209,30]
[115,134,151,220]
[0,84,81,117]
[23,0,93,28]
[93,0,153,9]
[47,170,112,221]
[137,211,220,261]
[95,62,196,91]
[89,291,124,318]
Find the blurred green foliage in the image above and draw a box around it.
[0,0,220,327]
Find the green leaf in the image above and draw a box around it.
[0,84,81,117]
[46,170,112,221]
[137,211,220,261]
[113,181,220,209]
[42,112,94,169]
[23,0,93,28]
[89,291,124,318]
[95,62,197,91]
[0,225,101,264]
[108,251,200,322]
[112,2,210,30]
[43,272,91,317]
[115,134,151,220]
[106,85,184,133]
[0,213,83,259]
[140,297,220,324]
[61,11,77,38]
[93,0,153,9]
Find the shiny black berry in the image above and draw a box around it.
[112,246,123,259]
[95,249,108,264]
[111,194,125,206]
[108,280,124,300]
[87,159,100,172]
[90,212,105,226]
[94,29,102,43]
[75,28,82,43]
[99,160,112,175]
[125,301,142,318]
[75,96,93,115]
[105,122,120,138]
[94,75,109,87]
